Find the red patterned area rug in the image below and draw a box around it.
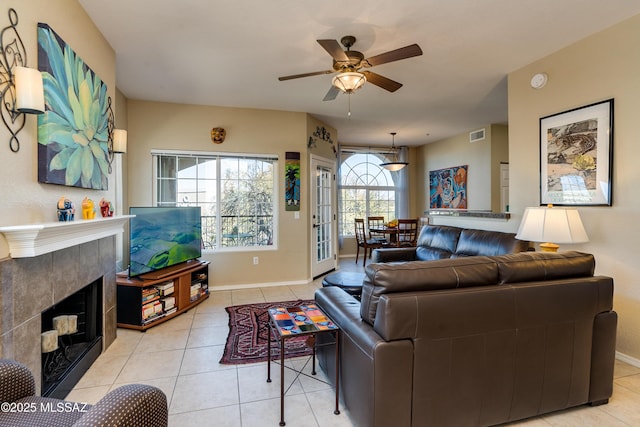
[220,299,315,365]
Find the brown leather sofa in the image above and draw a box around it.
[315,251,617,427]
[372,224,531,263]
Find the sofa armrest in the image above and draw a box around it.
[73,384,168,427]
[0,359,36,402]
[371,247,417,263]
[589,310,617,404]
[315,287,414,427]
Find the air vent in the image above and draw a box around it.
[469,128,485,143]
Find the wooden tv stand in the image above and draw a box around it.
[116,260,209,331]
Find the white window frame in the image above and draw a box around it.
[151,149,279,252]
[338,150,398,237]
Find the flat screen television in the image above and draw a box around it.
[128,206,202,278]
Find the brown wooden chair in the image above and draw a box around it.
[355,218,383,266]
[367,216,388,245]
[396,218,419,247]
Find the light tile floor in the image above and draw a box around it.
[69,257,640,426]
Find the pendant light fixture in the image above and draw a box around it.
[380,132,408,171]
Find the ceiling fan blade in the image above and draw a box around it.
[363,43,423,67]
[361,71,403,92]
[278,70,334,81]
[323,85,340,101]
[317,39,349,62]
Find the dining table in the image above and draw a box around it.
[368,226,399,246]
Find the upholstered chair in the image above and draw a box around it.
[0,359,168,426]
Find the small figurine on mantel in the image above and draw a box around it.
[56,197,75,222]
[99,198,114,217]
[81,197,96,219]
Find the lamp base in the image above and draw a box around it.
[539,242,559,252]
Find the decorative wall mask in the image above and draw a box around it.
[211,127,226,144]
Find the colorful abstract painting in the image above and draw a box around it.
[429,165,468,209]
[285,152,300,211]
[37,23,110,190]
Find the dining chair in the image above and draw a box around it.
[355,218,383,266]
[396,218,419,247]
[367,216,388,245]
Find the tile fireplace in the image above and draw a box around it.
[0,236,118,395]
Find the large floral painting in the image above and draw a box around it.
[37,23,110,190]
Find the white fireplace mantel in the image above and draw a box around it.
[0,216,133,258]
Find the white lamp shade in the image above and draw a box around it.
[112,129,127,153]
[332,72,366,93]
[380,162,408,171]
[516,206,589,244]
[14,66,44,114]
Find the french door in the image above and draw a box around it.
[310,156,336,278]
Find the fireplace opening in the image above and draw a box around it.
[41,278,103,399]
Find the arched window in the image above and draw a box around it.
[339,153,396,236]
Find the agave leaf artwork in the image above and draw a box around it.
[37,23,110,190]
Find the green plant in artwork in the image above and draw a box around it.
[572,154,596,172]
[285,152,300,211]
[37,24,109,190]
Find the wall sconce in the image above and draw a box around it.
[106,96,127,174]
[0,8,45,152]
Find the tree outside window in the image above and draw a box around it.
[155,154,276,249]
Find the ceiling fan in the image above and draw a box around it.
[278,35,423,101]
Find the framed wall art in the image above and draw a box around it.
[37,23,110,190]
[540,99,613,206]
[429,165,467,209]
[284,151,300,211]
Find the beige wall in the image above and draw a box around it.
[490,124,509,212]
[126,100,316,287]
[0,0,116,258]
[417,123,508,216]
[509,14,640,362]
[307,115,338,160]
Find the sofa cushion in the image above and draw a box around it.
[414,225,461,260]
[415,246,453,261]
[454,228,530,257]
[360,256,498,325]
[493,251,595,284]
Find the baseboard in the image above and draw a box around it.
[616,351,640,368]
[210,279,312,291]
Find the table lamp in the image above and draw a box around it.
[515,205,589,252]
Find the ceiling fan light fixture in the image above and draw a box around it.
[332,71,366,93]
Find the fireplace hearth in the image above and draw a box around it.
[41,278,103,399]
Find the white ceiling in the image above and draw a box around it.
[79,0,640,147]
